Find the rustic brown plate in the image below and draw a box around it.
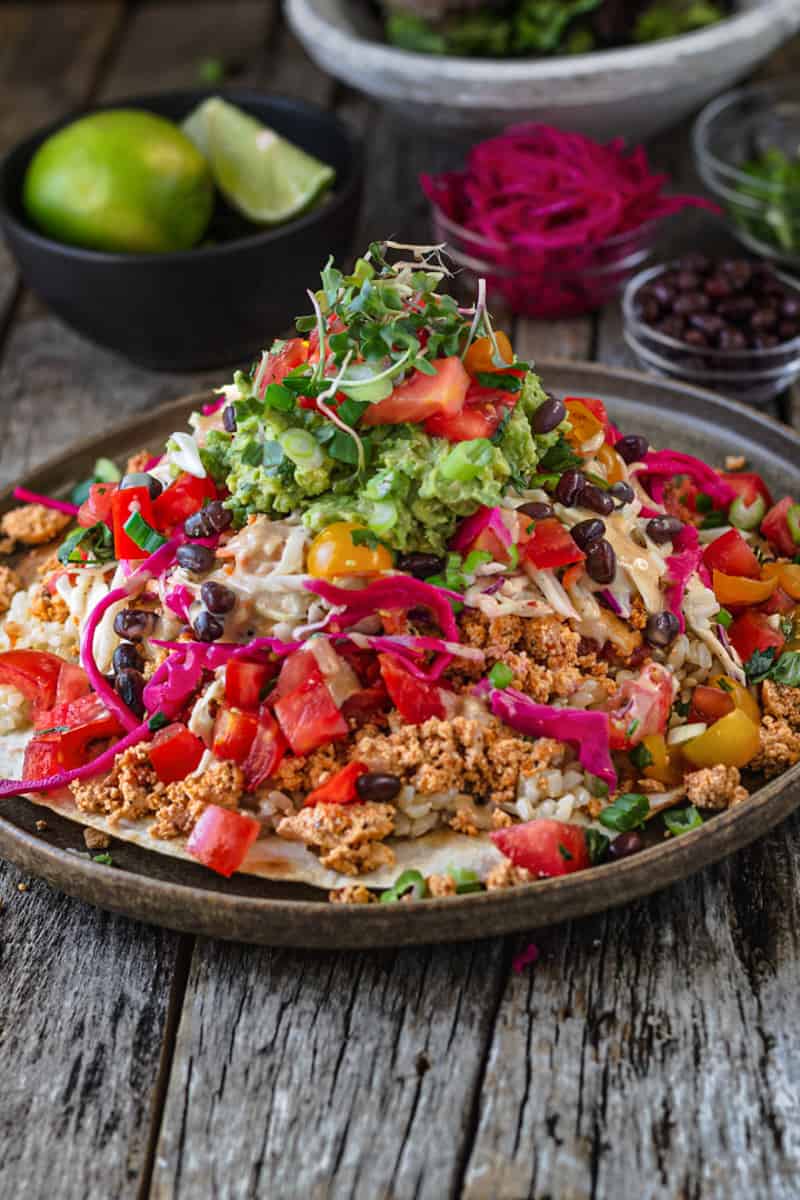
[1,361,799,948]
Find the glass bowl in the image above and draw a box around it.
[622,262,800,408]
[692,79,800,270]
[429,202,661,319]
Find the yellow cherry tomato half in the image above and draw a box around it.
[681,708,761,770]
[712,569,777,607]
[307,522,393,579]
[564,400,603,451]
[640,733,684,787]
[761,561,800,600]
[708,673,761,725]
[595,442,626,486]
[463,332,513,377]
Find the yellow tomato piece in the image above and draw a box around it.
[595,443,626,485]
[564,400,603,451]
[681,708,761,769]
[463,332,513,376]
[709,673,761,725]
[712,569,777,606]
[761,562,800,600]
[307,522,393,579]
[640,733,684,787]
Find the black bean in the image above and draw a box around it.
[396,551,445,579]
[581,483,614,516]
[752,334,780,350]
[200,580,236,614]
[610,481,634,505]
[645,610,681,647]
[183,500,232,539]
[675,270,700,292]
[778,321,799,342]
[689,313,725,337]
[684,329,708,348]
[517,501,554,521]
[720,259,752,288]
[673,292,710,316]
[585,539,616,584]
[119,471,162,500]
[780,296,800,320]
[222,404,237,432]
[656,315,686,339]
[114,668,145,717]
[639,298,661,323]
[646,515,683,544]
[532,396,566,434]
[616,434,649,464]
[193,611,224,642]
[704,275,733,299]
[112,642,143,674]
[717,295,756,321]
[356,772,402,803]
[718,326,747,351]
[555,469,585,507]
[751,307,778,331]
[678,253,710,274]
[571,518,605,550]
[113,608,157,641]
[608,831,644,860]
[176,544,215,574]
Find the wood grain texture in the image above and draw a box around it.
[151,937,507,1200]
[515,317,593,364]
[0,855,182,1200]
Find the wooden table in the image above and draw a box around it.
[2,6,800,1197]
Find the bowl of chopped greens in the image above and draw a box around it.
[285,0,800,139]
[693,79,800,268]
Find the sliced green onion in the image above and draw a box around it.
[440,438,493,483]
[380,869,428,903]
[462,549,492,576]
[788,503,800,546]
[368,500,398,535]
[279,429,324,469]
[714,607,733,628]
[663,805,703,836]
[488,662,513,689]
[94,456,121,483]
[123,511,167,553]
[729,493,766,531]
[148,711,170,732]
[507,544,519,570]
[446,867,484,894]
[598,792,649,833]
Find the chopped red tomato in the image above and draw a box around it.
[0,649,71,718]
[491,818,590,877]
[523,519,584,570]
[152,472,217,531]
[361,357,469,427]
[702,529,761,580]
[23,700,122,780]
[111,485,155,559]
[54,662,91,707]
[304,760,368,807]
[761,586,796,615]
[242,708,286,790]
[762,496,798,558]
[728,610,785,663]
[270,647,319,704]
[688,685,735,725]
[225,659,278,710]
[334,642,381,686]
[33,690,113,732]
[148,722,206,783]
[186,805,260,878]
[378,653,446,724]
[341,680,390,724]
[425,403,503,442]
[256,338,309,394]
[272,650,348,755]
[606,662,673,750]
[719,470,773,509]
[77,482,117,529]
[212,707,259,763]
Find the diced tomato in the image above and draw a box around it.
[663,477,699,523]
[378,653,446,724]
[54,662,91,707]
[728,610,785,663]
[111,486,155,559]
[523,518,584,570]
[148,722,206,783]
[761,496,798,558]
[23,700,122,780]
[688,685,735,725]
[34,690,112,732]
[719,470,773,509]
[606,662,673,750]
[274,678,348,756]
[256,338,309,394]
[761,586,796,615]
[152,472,217,531]
[491,818,590,877]
[341,680,390,724]
[304,760,368,807]
[0,649,69,718]
[186,804,260,878]
[702,529,761,580]
[334,642,381,687]
[361,357,469,427]
[212,707,259,763]
[77,481,117,529]
[225,659,278,710]
[242,708,286,790]
[269,648,321,705]
[425,403,504,442]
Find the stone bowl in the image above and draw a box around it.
[285,0,800,140]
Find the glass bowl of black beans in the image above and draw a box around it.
[622,255,800,407]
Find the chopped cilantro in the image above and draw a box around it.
[351,528,392,553]
[700,510,728,530]
[629,742,653,770]
[475,372,522,393]
[263,383,295,413]
[694,492,713,513]
[745,646,779,683]
[538,436,581,474]
[57,522,114,566]
[585,828,610,865]
[598,793,650,833]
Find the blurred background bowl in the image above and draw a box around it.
[623,262,800,407]
[0,89,363,371]
[286,0,800,140]
[693,78,800,269]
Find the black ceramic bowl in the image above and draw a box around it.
[0,89,363,370]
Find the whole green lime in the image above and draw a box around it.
[23,109,214,254]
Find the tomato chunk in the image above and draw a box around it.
[256,338,309,395]
[304,761,368,807]
[425,404,504,442]
[212,706,259,763]
[378,653,446,724]
[606,662,673,750]
[523,519,584,570]
[23,699,122,780]
[702,529,761,579]
[719,470,773,509]
[491,818,590,877]
[152,472,216,531]
[77,481,117,529]
[111,485,155,559]
[761,496,798,558]
[728,610,785,663]
[242,708,286,790]
[688,685,735,725]
[273,679,348,756]
[186,805,260,877]
[361,357,469,427]
[225,659,277,710]
[0,649,71,719]
[148,722,206,783]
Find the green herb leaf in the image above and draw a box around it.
[264,384,295,413]
[538,437,581,473]
[745,646,778,684]
[475,372,522,393]
[630,742,654,770]
[663,805,703,836]
[350,528,392,553]
[700,510,729,530]
[57,522,115,566]
[147,712,170,733]
[598,793,650,833]
[694,492,713,513]
[714,608,733,629]
[585,828,610,865]
[557,842,573,861]
[770,651,800,687]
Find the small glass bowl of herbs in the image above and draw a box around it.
[693,79,800,268]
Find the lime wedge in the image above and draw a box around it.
[183,97,335,226]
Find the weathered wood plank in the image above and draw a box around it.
[461,820,800,1200]
[0,855,183,1200]
[515,317,593,364]
[151,938,506,1200]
